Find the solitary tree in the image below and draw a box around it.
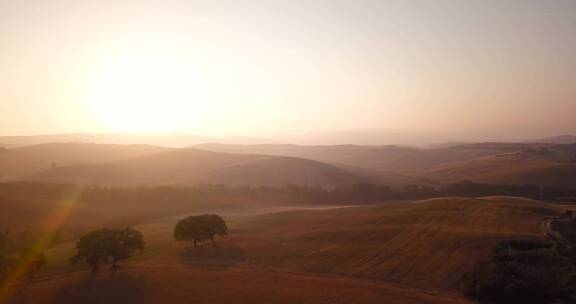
[71,228,144,272]
[174,214,228,247]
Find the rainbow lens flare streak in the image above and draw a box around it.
[0,192,80,302]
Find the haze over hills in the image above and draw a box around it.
[0,142,169,181]
[195,142,531,173]
[2,131,575,149]
[2,142,576,303]
[23,146,425,188]
[2,140,575,190]
[0,131,456,148]
[281,129,456,146]
[195,142,576,189]
[528,135,576,144]
[0,133,280,148]
[3,0,576,302]
[421,144,576,188]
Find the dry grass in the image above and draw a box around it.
[13,266,463,304]
[226,196,561,291]
[10,196,561,303]
[421,156,576,188]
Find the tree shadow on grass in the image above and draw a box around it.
[51,272,147,304]
[178,243,246,270]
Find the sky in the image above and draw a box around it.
[1,0,575,139]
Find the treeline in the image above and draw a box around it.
[0,181,575,208]
[79,181,576,204]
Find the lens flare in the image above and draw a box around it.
[0,191,81,302]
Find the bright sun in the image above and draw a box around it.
[86,53,208,133]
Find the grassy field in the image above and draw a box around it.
[7,196,563,303]
[223,196,560,291]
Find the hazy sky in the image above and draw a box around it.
[1,0,575,138]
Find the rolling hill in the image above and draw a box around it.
[528,134,576,144]
[225,196,559,291]
[195,142,576,188]
[421,145,576,188]
[11,196,560,303]
[0,196,50,229]
[195,143,521,173]
[24,148,424,188]
[423,158,576,188]
[14,266,463,304]
[0,143,169,181]
[5,141,575,189]
[0,193,109,234]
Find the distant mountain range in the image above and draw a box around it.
[0,133,280,148]
[1,131,574,148]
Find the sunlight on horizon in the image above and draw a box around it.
[86,51,210,133]
[0,0,575,137]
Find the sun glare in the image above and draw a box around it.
[86,53,208,133]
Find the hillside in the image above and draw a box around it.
[0,143,169,181]
[421,145,576,188]
[13,267,463,304]
[0,196,49,229]
[225,196,559,291]
[195,143,504,173]
[528,134,576,144]
[24,148,423,188]
[10,196,559,303]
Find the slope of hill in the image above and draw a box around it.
[421,145,576,188]
[14,266,463,304]
[226,196,559,291]
[0,193,108,233]
[24,148,423,188]
[14,196,557,303]
[283,129,456,146]
[196,143,509,173]
[0,196,48,229]
[0,143,169,181]
[423,158,576,188]
[528,134,576,144]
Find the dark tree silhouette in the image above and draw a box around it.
[71,228,144,272]
[174,214,228,247]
